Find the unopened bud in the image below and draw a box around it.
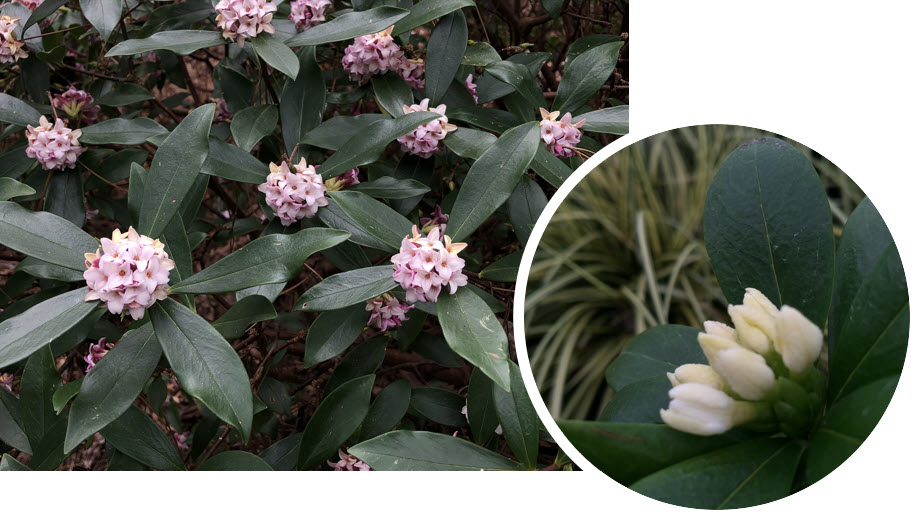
[666,364,726,390]
[659,383,755,436]
[714,347,776,401]
[773,305,823,374]
[742,287,779,315]
[728,304,777,354]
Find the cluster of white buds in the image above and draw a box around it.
[25,116,85,170]
[660,288,825,436]
[214,0,277,47]
[0,15,27,64]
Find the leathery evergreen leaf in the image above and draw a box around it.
[297,375,374,470]
[349,430,524,471]
[0,201,98,270]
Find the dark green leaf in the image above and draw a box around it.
[0,453,30,471]
[350,177,431,199]
[0,388,31,453]
[462,41,500,66]
[297,374,374,470]
[284,7,409,46]
[485,61,546,113]
[531,144,573,188]
[79,117,168,145]
[599,376,669,424]
[467,367,500,444]
[0,288,100,369]
[0,201,98,270]
[704,137,836,327]
[445,121,540,242]
[389,154,435,214]
[604,325,704,391]
[96,83,154,107]
[79,0,121,41]
[349,430,524,470]
[359,379,411,441]
[372,73,414,118]
[199,450,273,471]
[409,387,467,427]
[213,295,278,339]
[572,105,629,135]
[552,41,624,113]
[507,176,546,246]
[15,257,83,282]
[51,378,82,415]
[0,92,41,127]
[149,299,253,442]
[303,304,370,367]
[230,105,278,152]
[327,190,413,251]
[251,33,300,79]
[45,171,84,228]
[19,346,61,449]
[138,0,213,37]
[447,106,521,133]
[106,30,226,57]
[325,338,387,394]
[259,378,291,417]
[0,177,35,201]
[99,406,185,471]
[443,127,496,159]
[296,266,397,312]
[437,287,511,391]
[479,251,521,282]
[260,432,301,471]
[280,46,325,155]
[318,200,393,251]
[301,114,389,151]
[24,0,67,30]
[392,0,475,35]
[411,333,463,368]
[170,228,349,294]
[200,136,270,184]
[425,10,468,105]
[492,362,538,468]
[64,324,162,453]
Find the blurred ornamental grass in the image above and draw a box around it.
[524,125,862,420]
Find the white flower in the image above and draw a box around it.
[659,383,755,436]
[773,305,823,374]
[713,347,776,401]
[666,364,726,390]
[728,304,777,354]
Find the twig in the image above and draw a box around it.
[59,64,132,82]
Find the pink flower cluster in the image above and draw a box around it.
[341,28,402,84]
[397,99,457,158]
[539,108,585,158]
[52,87,101,124]
[323,168,360,191]
[15,1,43,12]
[215,0,277,47]
[0,373,13,392]
[83,227,175,320]
[464,74,478,103]
[0,15,27,64]
[214,98,233,123]
[397,58,425,90]
[25,116,85,171]
[258,158,328,225]
[328,449,371,471]
[419,205,448,233]
[84,337,116,372]
[175,431,191,452]
[365,294,412,331]
[289,0,331,31]
[392,226,468,303]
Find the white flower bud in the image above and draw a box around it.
[666,364,726,390]
[728,304,777,354]
[742,287,779,315]
[660,383,755,436]
[697,331,740,365]
[713,347,776,401]
[773,305,823,373]
[703,320,738,341]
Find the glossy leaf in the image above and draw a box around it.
[372,73,413,118]
[463,41,501,66]
[19,346,61,449]
[0,388,31,453]
[149,299,253,442]
[350,177,431,199]
[350,430,525,471]
[327,190,413,251]
[318,200,393,251]
[297,374,374,470]
[807,375,898,484]
[324,338,387,394]
[0,201,98,270]
[317,111,441,179]
[297,266,397,312]
[411,333,463,367]
[425,10,468,105]
[106,30,226,57]
[280,46,325,155]
[630,438,805,509]
[138,103,214,239]
[392,0,475,35]
[572,105,629,135]
[443,127,496,159]
[446,121,540,242]
[704,138,835,327]
[467,367,500,444]
[51,378,82,415]
[80,117,168,146]
[479,251,521,282]
[388,154,436,214]
[213,295,278,340]
[260,432,301,471]
[200,137,270,184]
[303,304,371,367]
[79,0,121,41]
[360,379,411,441]
[437,287,511,391]
[0,177,34,201]
[99,405,185,471]
[45,171,84,228]
[199,451,273,471]
[259,378,291,417]
[170,228,349,294]
[599,376,670,424]
[485,61,547,113]
[23,0,67,30]
[492,362,539,469]
[250,33,300,79]
[552,41,624,113]
[15,257,83,282]
[231,105,278,152]
[0,92,41,127]
[409,387,468,427]
[0,288,100,369]
[284,7,409,46]
[531,144,573,188]
[0,453,30,471]
[507,176,547,246]
[64,324,161,453]
[301,114,388,151]
[448,106,521,133]
[604,325,704,391]
[96,83,154,107]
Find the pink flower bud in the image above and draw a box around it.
[84,337,116,372]
[289,0,331,31]
[464,74,479,103]
[52,87,101,124]
[327,449,371,471]
[365,294,412,331]
[215,0,277,47]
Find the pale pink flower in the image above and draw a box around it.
[175,431,190,452]
[215,0,277,47]
[539,108,585,158]
[397,99,458,158]
[391,225,468,303]
[25,116,85,170]
[289,0,331,31]
[419,205,448,233]
[328,449,372,471]
[0,373,14,392]
[14,1,43,12]
[52,87,100,124]
[213,98,233,123]
[83,227,175,320]
[395,57,425,90]
[366,294,412,331]
[0,15,27,64]
[341,27,403,84]
[464,74,478,103]
[257,158,328,225]
[84,337,116,372]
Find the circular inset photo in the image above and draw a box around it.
[518,125,908,509]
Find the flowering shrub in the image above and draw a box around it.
[552,137,907,507]
[0,0,626,471]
